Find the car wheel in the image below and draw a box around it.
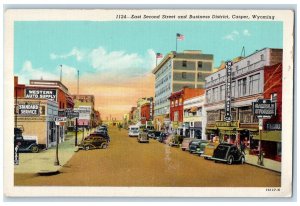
[101,143,108,149]
[227,156,234,165]
[181,148,185,151]
[85,145,90,150]
[240,156,245,164]
[204,157,208,160]
[31,145,39,153]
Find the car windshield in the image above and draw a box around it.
[155,132,161,135]
[217,145,230,151]
[130,128,139,131]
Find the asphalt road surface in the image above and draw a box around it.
[15,126,281,187]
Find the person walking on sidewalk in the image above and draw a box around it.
[240,141,246,155]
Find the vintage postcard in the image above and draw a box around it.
[4,9,294,197]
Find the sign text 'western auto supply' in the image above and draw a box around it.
[25,89,57,102]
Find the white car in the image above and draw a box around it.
[128,126,139,137]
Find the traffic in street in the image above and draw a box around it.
[14,125,281,187]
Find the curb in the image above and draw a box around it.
[37,169,60,176]
[245,161,281,173]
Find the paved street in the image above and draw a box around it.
[15,126,281,187]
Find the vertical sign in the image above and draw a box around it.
[149,97,153,120]
[224,61,233,122]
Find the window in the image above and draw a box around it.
[271,93,278,103]
[249,74,260,95]
[232,81,236,97]
[174,111,179,121]
[212,87,219,102]
[182,61,187,67]
[239,106,257,123]
[206,89,212,103]
[197,107,202,116]
[182,72,187,79]
[238,78,247,97]
[197,73,202,80]
[220,85,225,100]
[198,61,203,68]
[40,106,45,115]
[179,98,183,105]
[175,99,178,106]
[261,54,264,61]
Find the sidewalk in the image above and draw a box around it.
[245,154,281,173]
[14,130,92,174]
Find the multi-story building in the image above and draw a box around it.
[140,97,154,126]
[72,94,95,128]
[204,48,282,160]
[183,93,206,139]
[152,50,214,131]
[169,88,204,134]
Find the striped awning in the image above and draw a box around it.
[252,131,281,142]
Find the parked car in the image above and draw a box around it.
[211,143,245,165]
[180,138,193,151]
[14,128,39,153]
[202,141,220,160]
[94,130,110,142]
[189,139,209,154]
[137,130,149,143]
[152,131,162,140]
[147,130,156,138]
[168,135,182,147]
[195,141,210,156]
[128,125,139,137]
[79,133,109,150]
[158,132,168,143]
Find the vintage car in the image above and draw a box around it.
[147,130,156,138]
[180,138,193,151]
[79,133,109,150]
[202,141,220,160]
[128,125,139,137]
[189,139,209,154]
[137,130,149,143]
[211,143,245,165]
[158,132,168,143]
[14,128,40,153]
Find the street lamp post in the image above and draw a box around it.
[54,124,60,166]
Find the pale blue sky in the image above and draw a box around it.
[14,20,283,84]
[13,20,283,118]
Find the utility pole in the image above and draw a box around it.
[75,118,78,146]
[54,124,60,166]
[60,65,63,82]
[77,69,79,95]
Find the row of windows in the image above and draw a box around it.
[206,73,261,103]
[155,73,171,88]
[171,98,183,107]
[155,61,172,80]
[154,97,169,107]
[181,61,203,68]
[155,84,171,97]
[184,108,202,117]
[154,107,168,116]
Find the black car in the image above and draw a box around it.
[189,139,209,154]
[158,132,168,143]
[152,131,162,140]
[211,143,245,165]
[94,130,110,142]
[14,128,39,153]
[147,130,156,138]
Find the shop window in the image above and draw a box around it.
[175,99,178,106]
[238,78,247,97]
[249,73,260,95]
[182,61,187,67]
[220,85,225,100]
[179,98,182,105]
[40,106,45,115]
[239,106,254,123]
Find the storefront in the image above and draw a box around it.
[16,98,63,149]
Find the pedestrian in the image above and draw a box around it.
[14,142,20,165]
[240,141,246,155]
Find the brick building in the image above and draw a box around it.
[169,88,204,133]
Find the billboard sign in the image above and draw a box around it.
[25,89,57,102]
[253,99,276,119]
[224,61,233,122]
[74,106,91,120]
[18,102,40,116]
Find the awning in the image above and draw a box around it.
[252,131,281,142]
[206,127,217,130]
[238,128,258,132]
[189,106,198,113]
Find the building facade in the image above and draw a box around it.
[204,48,282,160]
[183,94,206,139]
[72,95,95,128]
[169,88,204,134]
[152,50,214,131]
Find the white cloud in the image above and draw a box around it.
[223,30,239,41]
[243,29,251,36]
[50,47,85,61]
[88,47,156,77]
[16,61,78,85]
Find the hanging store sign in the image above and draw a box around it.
[253,99,276,119]
[74,106,91,120]
[25,89,57,102]
[224,61,233,122]
[18,102,40,116]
